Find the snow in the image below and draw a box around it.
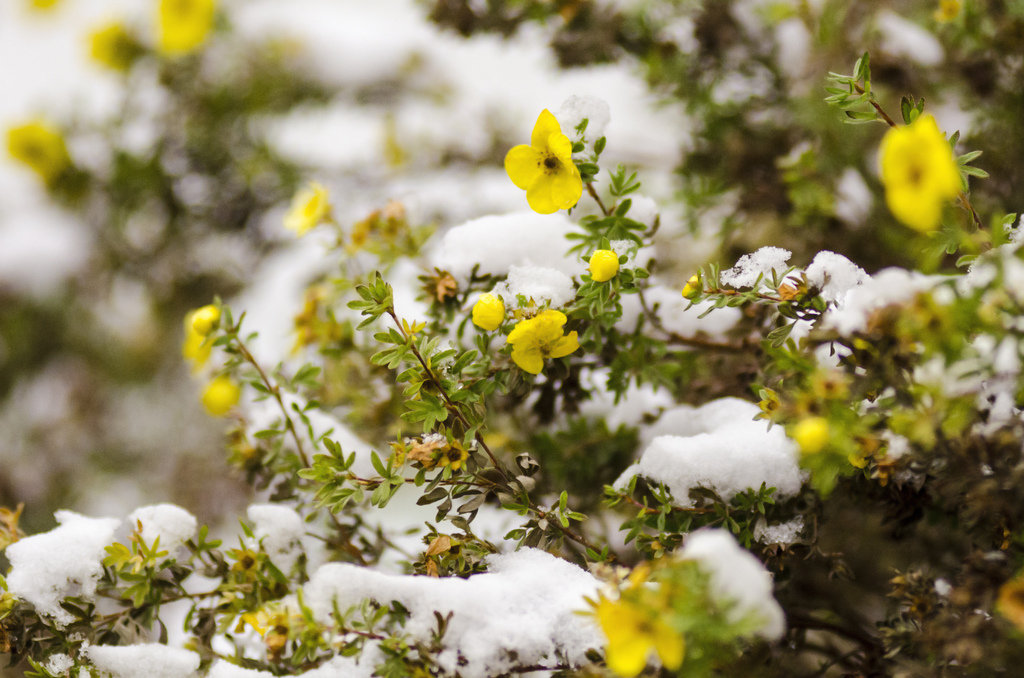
[617,398,803,506]
[754,517,805,545]
[805,251,868,304]
[84,643,200,678]
[44,653,74,674]
[246,503,309,575]
[876,10,944,68]
[556,95,611,142]
[429,211,581,281]
[681,529,785,640]
[617,284,742,341]
[128,503,198,553]
[302,548,603,678]
[720,246,792,289]
[206,661,276,678]
[823,267,940,335]
[577,368,674,430]
[490,264,576,309]
[834,168,872,226]
[5,510,121,627]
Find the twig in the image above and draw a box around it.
[586,182,610,216]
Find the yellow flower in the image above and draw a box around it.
[438,440,470,472]
[879,114,961,232]
[998,575,1024,631]
[29,0,61,11]
[504,109,583,214]
[596,595,684,677]
[934,0,961,22]
[284,182,331,236]
[157,0,215,56]
[681,274,701,299]
[202,375,240,417]
[792,416,830,455]
[506,310,579,375]
[6,121,71,185]
[190,304,220,336]
[589,250,620,282]
[182,309,212,369]
[89,22,139,73]
[472,293,505,331]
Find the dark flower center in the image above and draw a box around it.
[543,156,559,170]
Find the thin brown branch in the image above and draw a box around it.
[586,181,610,216]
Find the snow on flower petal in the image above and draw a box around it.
[505,110,583,215]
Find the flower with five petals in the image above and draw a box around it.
[504,110,583,214]
[506,309,579,374]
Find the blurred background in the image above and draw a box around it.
[1,0,1020,538]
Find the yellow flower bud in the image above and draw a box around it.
[284,181,331,236]
[158,0,216,56]
[202,376,240,417]
[589,249,620,283]
[6,121,71,185]
[472,293,505,331]
[190,304,220,336]
[792,417,830,455]
[681,275,701,299]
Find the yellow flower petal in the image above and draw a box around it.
[535,309,567,327]
[531,109,562,148]
[546,131,573,164]
[526,176,560,214]
[158,0,216,56]
[652,625,685,670]
[548,331,579,359]
[504,144,544,190]
[550,167,583,210]
[606,634,653,678]
[511,346,544,374]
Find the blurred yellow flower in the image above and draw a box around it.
[28,0,62,11]
[934,0,961,22]
[190,304,220,336]
[182,309,213,369]
[998,575,1024,631]
[471,293,505,331]
[505,109,583,214]
[284,182,331,236]
[589,249,620,282]
[506,310,579,374]
[596,595,684,677]
[202,375,240,417]
[89,22,139,72]
[792,416,830,455]
[158,0,215,56]
[438,440,470,472]
[6,121,71,185]
[879,114,961,232]
[681,274,701,299]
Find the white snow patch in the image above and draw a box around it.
[823,268,940,335]
[128,503,198,552]
[754,517,805,545]
[556,95,611,143]
[44,653,74,674]
[805,251,868,304]
[302,548,602,678]
[876,10,944,67]
[429,211,580,280]
[618,398,803,506]
[84,643,199,678]
[6,511,121,627]
[720,247,792,288]
[491,265,576,309]
[247,503,307,575]
[206,661,276,678]
[682,529,785,639]
[834,168,872,226]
